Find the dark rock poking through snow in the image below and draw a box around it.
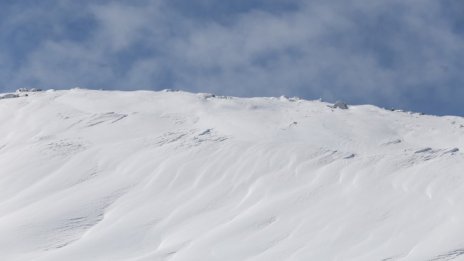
[334,101,349,109]
[16,88,42,92]
[328,101,349,110]
[0,93,20,99]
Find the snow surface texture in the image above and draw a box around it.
[0,89,464,261]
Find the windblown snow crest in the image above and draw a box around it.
[0,89,463,261]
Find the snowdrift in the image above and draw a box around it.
[0,89,463,261]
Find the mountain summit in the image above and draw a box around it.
[0,89,463,261]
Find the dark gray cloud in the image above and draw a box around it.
[0,0,463,115]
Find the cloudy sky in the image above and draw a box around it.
[1,0,463,115]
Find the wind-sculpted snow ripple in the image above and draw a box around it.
[0,90,463,261]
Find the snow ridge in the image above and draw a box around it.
[0,89,463,261]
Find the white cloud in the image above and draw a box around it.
[90,2,161,51]
[1,0,463,114]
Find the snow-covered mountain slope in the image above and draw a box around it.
[0,89,463,261]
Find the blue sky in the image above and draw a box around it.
[0,0,463,115]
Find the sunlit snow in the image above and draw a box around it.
[0,89,463,261]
